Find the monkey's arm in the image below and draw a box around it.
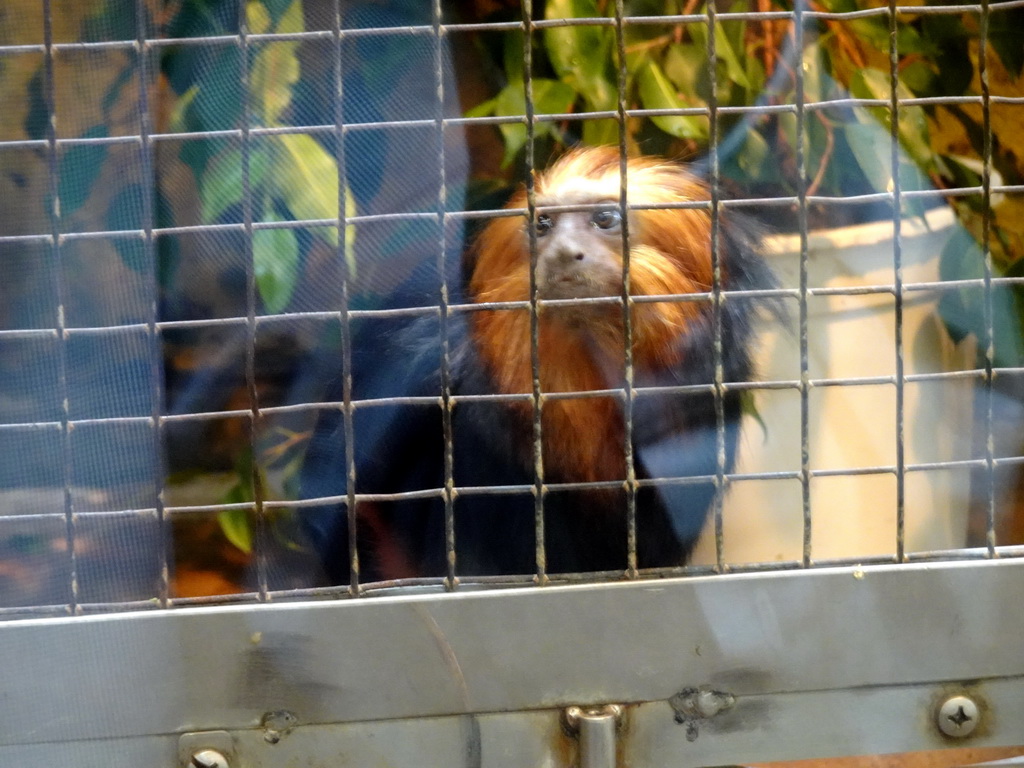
[299,306,451,583]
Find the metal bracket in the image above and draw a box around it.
[669,686,737,742]
[564,704,623,768]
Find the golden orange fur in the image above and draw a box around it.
[468,147,715,484]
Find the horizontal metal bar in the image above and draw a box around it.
[5,188,1024,249]
[4,678,1024,768]
[0,0,1018,58]
[3,92,1023,149]
[0,557,1021,748]
[7,365,1024,430]
[6,198,1024,254]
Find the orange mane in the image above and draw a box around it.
[467,147,715,483]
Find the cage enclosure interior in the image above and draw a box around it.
[0,1,1023,766]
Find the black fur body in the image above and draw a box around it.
[300,199,773,585]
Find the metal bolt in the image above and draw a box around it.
[564,705,623,768]
[190,748,230,768]
[564,704,623,732]
[936,695,980,738]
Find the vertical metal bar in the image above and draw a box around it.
[433,0,457,591]
[238,1,268,599]
[331,1,359,595]
[612,0,637,579]
[42,0,79,614]
[566,705,622,768]
[706,0,726,573]
[793,0,812,568]
[521,0,547,584]
[136,0,170,605]
[576,710,619,768]
[978,0,996,556]
[888,0,906,563]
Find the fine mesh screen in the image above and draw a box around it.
[0,0,1022,617]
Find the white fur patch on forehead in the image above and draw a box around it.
[537,148,705,208]
[536,176,619,206]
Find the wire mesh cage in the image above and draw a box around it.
[1,0,1023,766]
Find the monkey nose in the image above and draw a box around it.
[556,248,585,264]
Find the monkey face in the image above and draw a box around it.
[533,204,626,301]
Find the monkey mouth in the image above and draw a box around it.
[540,270,620,301]
[542,276,598,300]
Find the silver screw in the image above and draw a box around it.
[936,695,980,738]
[190,748,230,768]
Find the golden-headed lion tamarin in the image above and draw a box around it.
[301,147,774,583]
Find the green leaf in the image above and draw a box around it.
[503,30,525,86]
[101,63,136,118]
[544,0,617,112]
[801,44,824,105]
[158,208,180,289]
[464,97,497,118]
[250,35,300,125]
[687,21,749,95]
[81,0,140,42]
[939,155,983,193]
[990,7,1024,78]
[58,125,109,217]
[275,0,303,33]
[844,109,892,193]
[264,0,298,26]
[740,390,769,443]
[179,136,228,183]
[899,60,938,96]
[937,228,978,345]
[490,79,575,167]
[192,46,243,130]
[896,110,933,175]
[24,69,47,141]
[246,1,271,34]
[493,84,529,167]
[636,59,707,140]
[849,68,934,173]
[736,130,770,180]
[929,20,972,97]
[581,118,620,147]
[545,0,607,77]
[938,227,1024,368]
[106,183,147,272]
[217,506,254,554]
[777,110,797,168]
[254,214,300,314]
[815,0,855,11]
[744,46,766,100]
[533,79,577,119]
[846,17,889,53]
[217,451,254,553]
[663,43,707,105]
[712,19,749,90]
[893,23,936,58]
[249,0,302,125]
[200,145,272,223]
[269,133,356,265]
[168,85,200,133]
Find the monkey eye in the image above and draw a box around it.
[591,208,622,230]
[534,214,554,236]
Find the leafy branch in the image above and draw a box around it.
[466,0,1024,365]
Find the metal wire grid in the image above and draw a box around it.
[0,0,1022,618]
